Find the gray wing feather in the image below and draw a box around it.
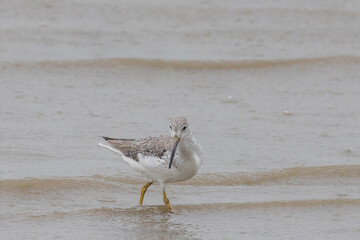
[103,136,172,161]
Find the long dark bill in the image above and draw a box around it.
[169,138,179,169]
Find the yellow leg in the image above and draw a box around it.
[163,191,175,213]
[139,182,153,205]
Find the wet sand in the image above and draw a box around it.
[1,0,360,239]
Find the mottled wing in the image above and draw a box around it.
[103,136,172,161]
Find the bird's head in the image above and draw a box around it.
[168,116,190,169]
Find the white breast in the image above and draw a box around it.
[169,152,202,183]
[193,152,202,169]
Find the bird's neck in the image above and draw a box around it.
[178,134,197,156]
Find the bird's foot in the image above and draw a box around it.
[163,191,176,214]
[139,182,153,205]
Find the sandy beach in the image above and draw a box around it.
[1,1,360,239]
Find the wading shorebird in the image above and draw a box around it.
[98,116,203,213]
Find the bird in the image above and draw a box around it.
[98,116,203,213]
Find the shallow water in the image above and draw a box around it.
[1,0,360,239]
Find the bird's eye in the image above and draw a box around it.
[169,125,172,130]
[182,125,187,131]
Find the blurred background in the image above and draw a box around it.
[1,0,360,239]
